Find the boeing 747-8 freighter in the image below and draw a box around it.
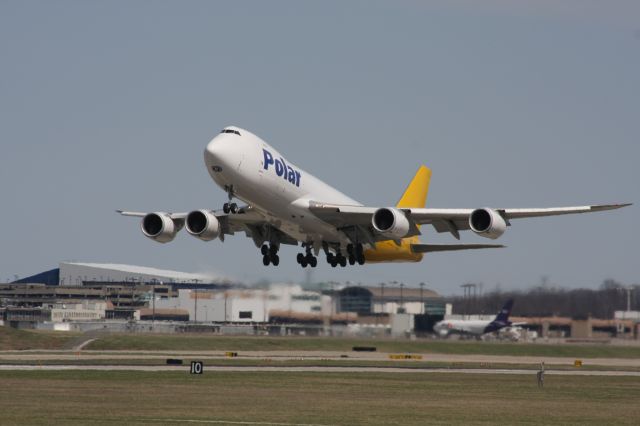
[119,126,630,268]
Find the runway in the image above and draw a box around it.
[1,349,640,367]
[1,364,639,376]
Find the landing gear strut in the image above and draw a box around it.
[296,244,317,268]
[261,244,279,266]
[347,243,366,265]
[222,185,238,214]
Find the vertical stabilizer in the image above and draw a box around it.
[483,299,515,333]
[396,165,431,208]
[494,299,514,323]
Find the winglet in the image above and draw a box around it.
[396,165,431,208]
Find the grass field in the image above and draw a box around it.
[85,334,640,358]
[0,326,77,350]
[0,370,638,425]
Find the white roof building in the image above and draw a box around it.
[58,262,231,286]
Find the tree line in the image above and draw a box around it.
[446,279,640,319]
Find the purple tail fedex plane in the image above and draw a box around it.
[119,126,630,268]
[433,299,524,338]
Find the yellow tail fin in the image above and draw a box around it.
[396,165,431,208]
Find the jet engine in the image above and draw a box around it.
[469,208,507,239]
[186,209,221,241]
[372,207,411,239]
[141,212,179,243]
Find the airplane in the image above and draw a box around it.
[118,126,630,268]
[433,299,523,338]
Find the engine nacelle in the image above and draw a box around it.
[141,212,178,243]
[372,207,411,239]
[186,209,220,241]
[469,208,507,240]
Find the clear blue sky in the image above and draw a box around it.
[1,1,638,294]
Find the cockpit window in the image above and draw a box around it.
[220,129,241,136]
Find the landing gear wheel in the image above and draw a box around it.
[262,255,270,266]
[330,260,337,268]
[309,257,317,268]
[223,203,230,214]
[348,255,356,265]
[300,257,308,267]
[261,245,269,256]
[326,253,335,264]
[346,244,354,256]
[339,256,347,267]
[297,253,305,264]
[230,203,239,214]
[357,253,365,265]
[272,254,280,266]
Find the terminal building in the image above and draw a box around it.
[15,262,234,288]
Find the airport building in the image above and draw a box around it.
[15,262,233,288]
[337,285,444,316]
[154,284,330,323]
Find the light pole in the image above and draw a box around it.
[194,287,198,323]
[618,286,634,312]
[151,278,157,328]
[419,282,425,314]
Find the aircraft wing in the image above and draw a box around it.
[117,207,298,246]
[117,210,184,218]
[309,202,631,240]
[410,244,505,253]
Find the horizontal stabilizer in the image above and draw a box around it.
[411,244,505,253]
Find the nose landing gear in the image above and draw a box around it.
[223,202,238,214]
[222,185,239,214]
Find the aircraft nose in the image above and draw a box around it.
[205,137,227,164]
[205,136,237,171]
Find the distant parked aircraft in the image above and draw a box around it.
[434,299,524,338]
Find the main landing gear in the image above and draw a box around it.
[261,244,280,266]
[260,242,365,267]
[347,243,366,265]
[327,244,365,267]
[222,185,239,214]
[296,245,318,268]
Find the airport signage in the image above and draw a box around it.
[190,361,204,374]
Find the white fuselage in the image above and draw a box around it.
[433,319,492,337]
[204,127,360,246]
